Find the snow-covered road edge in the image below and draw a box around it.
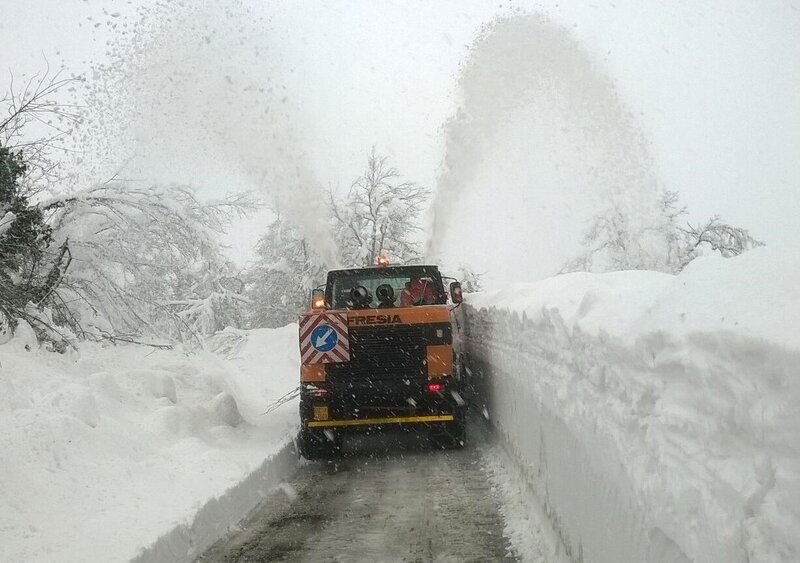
[482,441,570,563]
[133,440,299,562]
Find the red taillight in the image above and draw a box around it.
[427,383,442,392]
[309,388,328,398]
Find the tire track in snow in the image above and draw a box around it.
[200,420,522,562]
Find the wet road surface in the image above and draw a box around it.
[200,421,516,562]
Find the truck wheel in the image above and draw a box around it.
[298,428,342,459]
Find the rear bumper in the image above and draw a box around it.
[306,414,454,429]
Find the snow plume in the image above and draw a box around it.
[68,1,337,266]
[427,15,666,287]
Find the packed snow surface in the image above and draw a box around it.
[0,325,299,562]
[467,246,800,562]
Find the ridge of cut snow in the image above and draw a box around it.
[467,246,800,562]
[0,325,300,562]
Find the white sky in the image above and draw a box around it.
[1,0,798,266]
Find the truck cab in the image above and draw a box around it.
[297,262,467,458]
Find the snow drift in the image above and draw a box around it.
[0,325,300,562]
[466,246,800,562]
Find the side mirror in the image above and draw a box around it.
[311,287,325,310]
[449,281,463,304]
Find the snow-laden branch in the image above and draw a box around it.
[0,211,16,238]
[36,182,257,342]
[1,64,82,195]
[562,190,764,275]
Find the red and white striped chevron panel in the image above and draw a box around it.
[299,310,350,365]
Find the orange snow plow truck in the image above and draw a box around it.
[297,259,467,458]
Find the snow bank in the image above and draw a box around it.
[0,325,300,562]
[466,246,800,562]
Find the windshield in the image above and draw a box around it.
[326,267,445,309]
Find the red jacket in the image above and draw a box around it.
[400,279,436,307]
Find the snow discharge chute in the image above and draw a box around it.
[427,15,666,286]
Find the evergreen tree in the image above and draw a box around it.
[0,143,54,322]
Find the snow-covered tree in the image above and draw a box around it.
[455,264,484,293]
[561,200,672,274]
[1,67,80,197]
[328,148,428,267]
[563,190,763,275]
[246,213,327,328]
[167,259,247,340]
[41,183,255,343]
[0,144,50,280]
[680,216,764,260]
[246,149,429,327]
[0,142,72,345]
[0,68,79,343]
[1,66,254,347]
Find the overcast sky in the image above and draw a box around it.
[1,0,798,269]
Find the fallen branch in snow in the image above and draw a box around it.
[261,386,301,415]
[15,307,78,352]
[35,238,72,307]
[96,330,174,350]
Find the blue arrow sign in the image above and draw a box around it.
[310,324,338,352]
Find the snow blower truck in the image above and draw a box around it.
[296,258,467,458]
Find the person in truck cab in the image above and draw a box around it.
[400,276,436,307]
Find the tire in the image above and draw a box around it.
[297,428,342,459]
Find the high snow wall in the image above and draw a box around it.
[0,325,300,562]
[427,15,665,286]
[465,247,800,562]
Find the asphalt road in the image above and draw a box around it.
[200,420,516,562]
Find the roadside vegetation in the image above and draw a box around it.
[562,190,763,274]
[0,70,253,348]
[1,68,761,345]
